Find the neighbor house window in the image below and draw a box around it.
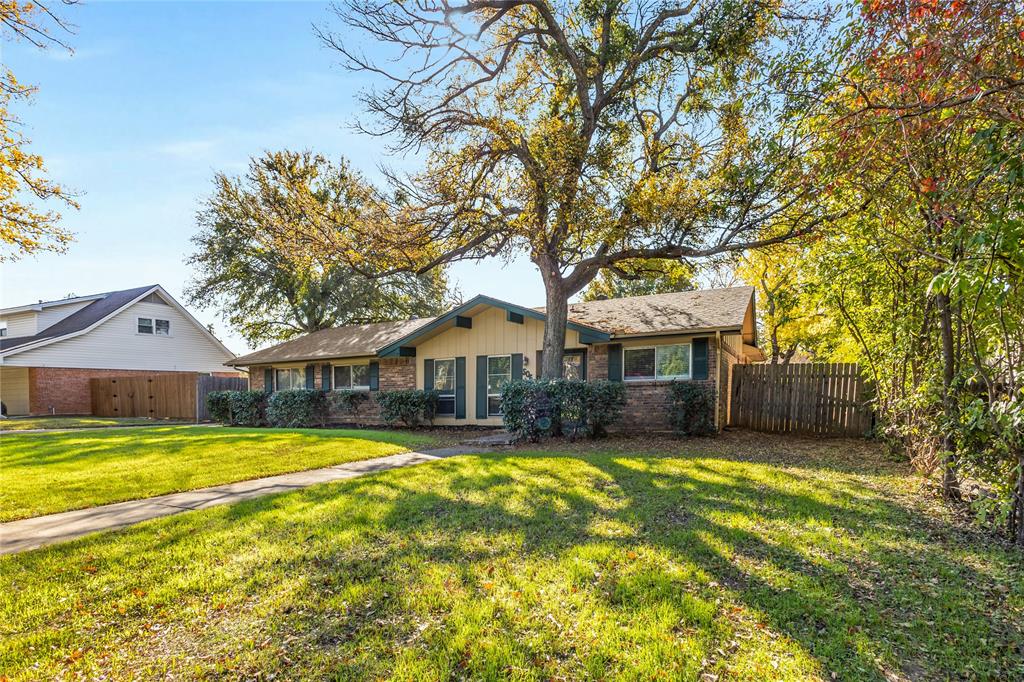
[563,353,584,380]
[487,355,512,416]
[433,358,456,416]
[138,317,170,335]
[275,367,303,391]
[624,343,691,381]
[333,363,370,391]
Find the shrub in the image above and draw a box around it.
[501,379,627,442]
[668,382,717,437]
[375,389,439,427]
[229,390,268,427]
[329,390,370,416]
[205,391,233,423]
[266,389,329,428]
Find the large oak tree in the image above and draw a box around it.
[309,0,845,377]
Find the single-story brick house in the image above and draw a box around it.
[228,287,764,431]
[0,285,239,416]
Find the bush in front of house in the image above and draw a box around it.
[501,379,627,442]
[266,389,329,428]
[375,389,439,427]
[205,391,233,423]
[229,390,268,426]
[328,390,370,417]
[668,382,717,437]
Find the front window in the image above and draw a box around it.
[155,319,170,336]
[624,343,691,381]
[563,353,584,380]
[487,355,512,416]
[275,368,303,391]
[137,318,154,334]
[138,318,170,335]
[333,363,370,390]
[433,358,456,416]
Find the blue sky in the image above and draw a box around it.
[1,1,543,353]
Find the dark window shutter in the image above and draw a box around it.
[424,359,434,390]
[368,361,380,391]
[511,353,523,382]
[692,338,709,380]
[305,364,315,389]
[455,357,466,419]
[476,355,488,418]
[321,364,332,391]
[607,344,623,382]
[579,349,588,381]
[263,368,273,393]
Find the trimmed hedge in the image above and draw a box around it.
[267,389,329,428]
[375,389,439,427]
[500,379,626,442]
[668,382,717,437]
[329,390,370,416]
[205,391,233,423]
[204,390,268,426]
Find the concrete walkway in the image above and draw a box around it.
[0,445,483,556]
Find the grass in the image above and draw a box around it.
[0,426,440,521]
[0,416,187,432]
[0,434,1020,680]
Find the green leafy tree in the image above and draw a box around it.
[581,260,694,301]
[307,1,845,378]
[186,151,453,347]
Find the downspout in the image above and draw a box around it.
[715,330,721,432]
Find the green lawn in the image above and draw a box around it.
[0,426,439,521]
[0,416,187,432]
[1,436,1021,680]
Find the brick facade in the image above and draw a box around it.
[250,358,417,425]
[588,344,608,381]
[27,367,198,416]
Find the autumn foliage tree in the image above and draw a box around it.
[0,0,79,260]
[305,0,846,378]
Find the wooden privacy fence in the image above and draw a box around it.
[91,374,248,421]
[729,363,873,436]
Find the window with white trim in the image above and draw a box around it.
[333,363,370,391]
[623,343,691,381]
[487,355,511,416]
[137,317,170,336]
[275,367,303,391]
[433,358,456,416]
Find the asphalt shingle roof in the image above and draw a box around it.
[227,287,755,365]
[228,318,436,366]
[1,285,158,352]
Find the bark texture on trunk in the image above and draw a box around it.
[936,291,962,501]
[541,278,569,379]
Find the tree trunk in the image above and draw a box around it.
[936,291,962,501]
[540,270,569,380]
[1013,450,1024,546]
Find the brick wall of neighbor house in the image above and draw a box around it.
[618,341,722,432]
[588,344,608,381]
[250,358,417,425]
[27,367,198,416]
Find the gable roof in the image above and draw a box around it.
[558,286,755,337]
[226,288,755,366]
[227,318,436,366]
[0,285,235,359]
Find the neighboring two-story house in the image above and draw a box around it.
[228,287,764,431]
[0,285,237,416]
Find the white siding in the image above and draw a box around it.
[3,300,235,372]
[1,312,40,337]
[0,367,30,415]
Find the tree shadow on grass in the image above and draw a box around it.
[2,450,1022,680]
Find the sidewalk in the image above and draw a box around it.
[0,445,482,555]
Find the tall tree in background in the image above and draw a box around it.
[186,151,453,347]
[0,0,79,260]
[305,1,844,378]
[581,259,694,301]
